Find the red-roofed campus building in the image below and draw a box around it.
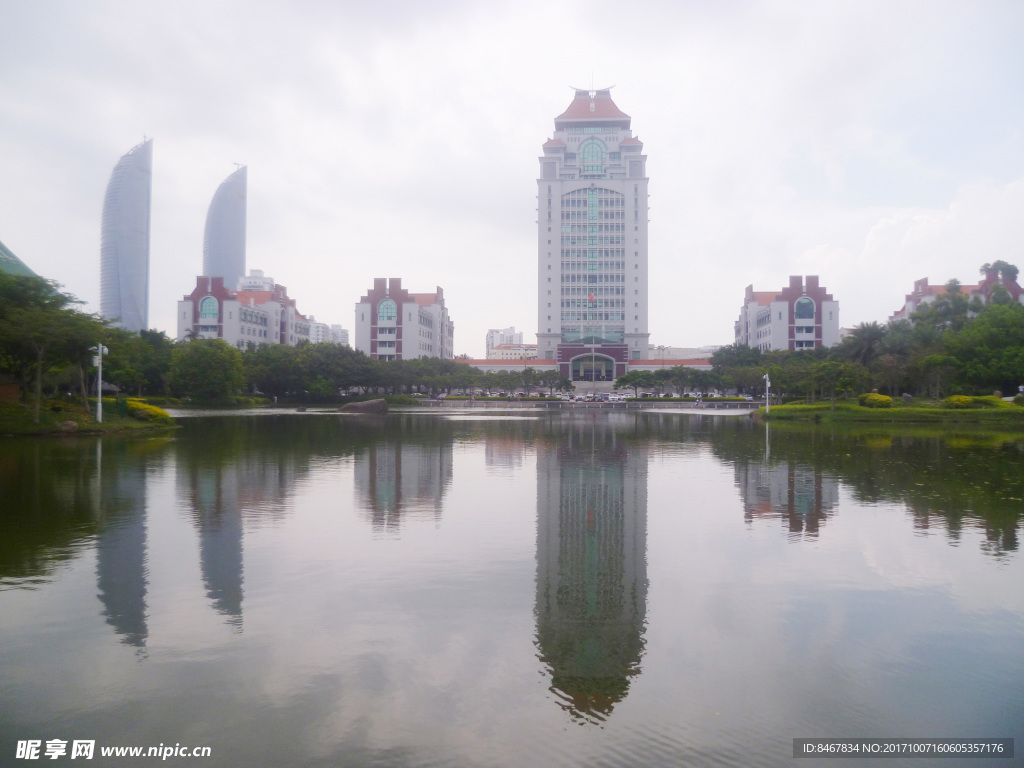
[177,271,311,348]
[355,278,454,360]
[888,268,1024,322]
[537,88,650,383]
[735,276,840,351]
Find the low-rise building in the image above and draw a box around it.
[354,278,454,361]
[889,268,1024,322]
[648,344,721,361]
[735,276,839,351]
[177,275,310,349]
[489,343,538,360]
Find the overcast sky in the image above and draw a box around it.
[2,0,1023,357]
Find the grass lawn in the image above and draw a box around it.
[0,399,175,436]
[762,397,1024,427]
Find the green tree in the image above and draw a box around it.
[945,302,1024,392]
[911,279,977,333]
[664,365,694,397]
[840,321,886,366]
[614,370,655,397]
[917,354,959,399]
[170,339,245,400]
[243,344,303,399]
[872,354,908,397]
[980,260,1019,284]
[710,344,763,369]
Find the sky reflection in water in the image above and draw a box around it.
[0,412,1021,768]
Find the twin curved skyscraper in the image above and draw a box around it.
[100,140,246,332]
[100,139,152,333]
[202,165,247,292]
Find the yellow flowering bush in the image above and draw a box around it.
[125,399,173,423]
[942,395,975,409]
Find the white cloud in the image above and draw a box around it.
[1,0,1023,354]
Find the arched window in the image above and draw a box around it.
[199,296,218,319]
[794,297,815,320]
[580,138,606,175]
[377,299,397,322]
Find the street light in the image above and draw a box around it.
[90,343,108,422]
[763,372,771,415]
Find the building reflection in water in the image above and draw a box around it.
[354,440,453,533]
[95,441,150,648]
[177,432,306,632]
[534,416,648,724]
[187,468,244,628]
[734,429,839,540]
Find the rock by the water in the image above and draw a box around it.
[340,399,388,414]
[57,420,79,433]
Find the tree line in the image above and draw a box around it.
[3,261,1023,415]
[707,262,1024,403]
[0,273,574,412]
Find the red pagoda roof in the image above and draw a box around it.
[555,89,630,124]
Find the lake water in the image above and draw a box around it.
[1,410,1022,767]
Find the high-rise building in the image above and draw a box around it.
[203,166,247,290]
[537,88,650,383]
[485,326,523,357]
[100,139,152,332]
[330,325,350,347]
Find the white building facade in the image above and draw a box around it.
[355,278,454,361]
[308,318,332,344]
[177,275,311,349]
[735,276,840,351]
[488,343,538,360]
[331,325,350,347]
[537,88,650,383]
[485,327,524,357]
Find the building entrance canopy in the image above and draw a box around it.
[570,354,614,382]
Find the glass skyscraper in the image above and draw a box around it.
[203,166,247,291]
[100,139,152,333]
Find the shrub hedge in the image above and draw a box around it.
[858,393,893,408]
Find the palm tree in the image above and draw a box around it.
[843,322,886,367]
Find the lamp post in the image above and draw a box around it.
[90,343,108,422]
[763,372,771,415]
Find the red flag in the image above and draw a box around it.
[588,293,595,302]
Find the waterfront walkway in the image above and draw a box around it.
[420,398,759,413]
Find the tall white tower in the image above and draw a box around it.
[203,166,247,291]
[100,139,152,333]
[537,88,649,382]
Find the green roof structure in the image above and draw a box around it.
[0,239,38,278]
